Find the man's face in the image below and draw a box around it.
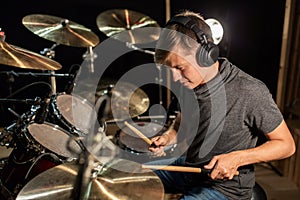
[164,52,205,89]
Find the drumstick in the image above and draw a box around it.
[124,121,152,145]
[141,165,239,175]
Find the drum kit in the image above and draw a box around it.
[0,9,174,200]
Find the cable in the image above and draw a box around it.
[5,81,52,98]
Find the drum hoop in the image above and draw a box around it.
[27,121,71,135]
[54,92,94,108]
[114,131,146,154]
[113,121,174,154]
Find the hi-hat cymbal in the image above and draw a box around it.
[0,40,62,70]
[96,9,160,44]
[16,159,164,200]
[22,14,100,47]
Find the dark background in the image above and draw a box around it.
[0,0,286,127]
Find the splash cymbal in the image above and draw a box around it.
[16,159,164,200]
[96,9,160,44]
[22,14,100,47]
[0,40,62,70]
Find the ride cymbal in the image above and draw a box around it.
[16,159,164,200]
[96,9,160,44]
[22,14,100,47]
[0,40,62,70]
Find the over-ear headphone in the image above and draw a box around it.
[166,15,219,67]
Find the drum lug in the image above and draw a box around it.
[170,144,177,152]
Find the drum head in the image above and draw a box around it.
[56,94,96,135]
[27,122,82,158]
[117,122,166,153]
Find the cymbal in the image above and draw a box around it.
[0,40,62,70]
[96,9,160,44]
[75,79,150,119]
[110,81,150,119]
[22,14,100,47]
[16,159,164,200]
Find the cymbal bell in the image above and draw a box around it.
[16,159,164,200]
[96,9,160,44]
[0,40,62,70]
[22,14,100,48]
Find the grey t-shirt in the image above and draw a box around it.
[178,58,283,199]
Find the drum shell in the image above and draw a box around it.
[0,121,81,199]
[0,147,61,199]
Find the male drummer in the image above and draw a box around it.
[148,10,295,200]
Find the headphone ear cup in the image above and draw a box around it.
[196,42,219,67]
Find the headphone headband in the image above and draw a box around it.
[165,15,219,67]
[166,16,209,46]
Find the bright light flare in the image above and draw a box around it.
[205,18,224,45]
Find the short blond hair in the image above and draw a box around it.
[155,10,213,64]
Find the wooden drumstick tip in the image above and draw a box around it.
[124,121,152,145]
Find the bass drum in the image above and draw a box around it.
[107,121,177,163]
[49,93,96,136]
[0,122,82,199]
[0,147,60,199]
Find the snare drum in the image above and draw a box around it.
[109,121,176,163]
[49,93,96,135]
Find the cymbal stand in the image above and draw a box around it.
[0,71,73,78]
[155,64,163,108]
[75,124,116,200]
[0,30,14,98]
[126,42,155,56]
[74,95,115,199]
[40,43,59,94]
[125,42,164,110]
[0,98,41,105]
[82,46,98,73]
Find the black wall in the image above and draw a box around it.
[0,0,286,127]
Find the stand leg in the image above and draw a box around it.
[50,71,56,94]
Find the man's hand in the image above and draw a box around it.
[148,135,169,157]
[204,152,241,180]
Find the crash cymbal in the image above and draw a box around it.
[16,159,164,200]
[96,9,160,44]
[22,14,100,47]
[0,40,62,70]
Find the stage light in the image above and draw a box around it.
[205,18,224,45]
